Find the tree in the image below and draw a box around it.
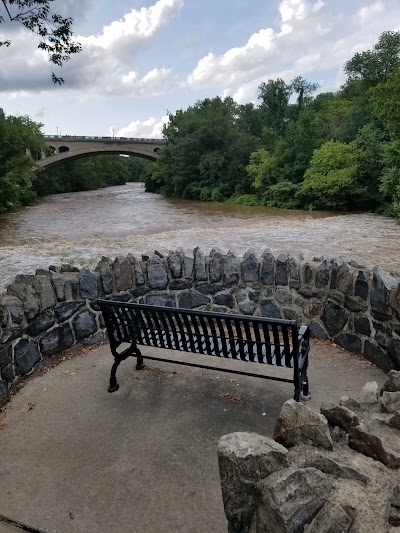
[258,79,292,134]
[0,112,46,212]
[0,0,81,84]
[300,141,365,210]
[344,31,400,88]
[291,76,320,114]
[369,69,400,138]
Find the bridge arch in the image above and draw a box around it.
[37,136,165,172]
[36,147,158,172]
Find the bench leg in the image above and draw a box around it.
[135,349,145,370]
[300,342,311,401]
[108,357,122,393]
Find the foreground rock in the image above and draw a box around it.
[218,381,400,532]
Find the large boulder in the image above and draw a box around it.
[274,399,333,450]
[218,433,288,533]
[254,467,333,533]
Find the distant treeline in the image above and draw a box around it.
[35,155,150,196]
[146,31,400,217]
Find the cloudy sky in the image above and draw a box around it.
[0,0,399,137]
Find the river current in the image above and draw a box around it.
[0,182,399,291]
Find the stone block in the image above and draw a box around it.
[334,332,362,353]
[145,294,176,308]
[167,250,182,279]
[114,257,133,292]
[275,289,292,306]
[217,432,288,532]
[51,274,66,301]
[178,290,209,309]
[353,315,371,337]
[194,247,207,281]
[195,282,221,295]
[381,371,400,393]
[273,399,333,450]
[363,340,394,373]
[320,401,359,431]
[315,260,330,288]
[255,467,333,533]
[344,294,368,313]
[55,301,84,322]
[306,501,355,533]
[304,300,322,318]
[388,339,400,369]
[355,271,369,300]
[96,257,114,294]
[223,251,240,286]
[370,266,397,314]
[130,286,150,298]
[7,280,40,320]
[260,299,282,319]
[147,255,168,290]
[349,423,400,468]
[170,280,192,291]
[388,411,400,430]
[135,260,146,286]
[14,338,40,376]
[360,381,379,404]
[296,287,322,299]
[380,392,400,414]
[72,310,97,342]
[26,310,55,337]
[39,323,74,357]
[309,322,328,340]
[239,301,257,315]
[336,262,353,295]
[78,268,98,300]
[241,249,259,282]
[214,292,235,308]
[261,249,274,285]
[183,253,194,279]
[0,344,13,377]
[302,263,313,284]
[288,257,300,281]
[321,300,349,336]
[209,248,223,283]
[303,452,367,483]
[275,254,289,286]
[0,380,7,400]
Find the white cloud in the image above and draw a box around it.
[358,1,384,23]
[189,0,400,105]
[0,0,184,95]
[116,115,169,138]
[80,0,184,49]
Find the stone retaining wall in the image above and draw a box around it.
[1,248,400,401]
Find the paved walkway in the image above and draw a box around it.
[0,341,385,533]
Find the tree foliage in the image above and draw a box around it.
[0,113,47,212]
[0,0,81,84]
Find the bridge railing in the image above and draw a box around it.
[43,135,166,143]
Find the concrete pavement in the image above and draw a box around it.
[0,341,385,533]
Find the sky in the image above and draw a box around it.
[0,0,399,138]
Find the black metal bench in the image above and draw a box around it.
[97,300,311,401]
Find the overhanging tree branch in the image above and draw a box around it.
[0,0,81,84]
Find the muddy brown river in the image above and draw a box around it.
[0,182,399,291]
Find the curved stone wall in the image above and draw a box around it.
[1,248,400,401]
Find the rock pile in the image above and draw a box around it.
[218,370,400,533]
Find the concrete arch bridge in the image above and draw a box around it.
[35,135,166,171]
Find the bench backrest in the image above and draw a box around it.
[98,301,300,368]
